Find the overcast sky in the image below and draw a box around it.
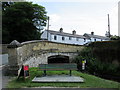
[29,0,119,36]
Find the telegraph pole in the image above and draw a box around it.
[47,16,50,30]
[108,14,111,38]
[47,16,50,40]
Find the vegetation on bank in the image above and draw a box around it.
[73,40,120,81]
[7,67,120,88]
[110,35,120,40]
[89,40,120,63]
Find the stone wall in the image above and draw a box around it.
[7,40,85,75]
[18,40,84,65]
[24,52,78,67]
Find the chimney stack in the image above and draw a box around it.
[91,32,94,35]
[72,30,76,35]
[59,28,63,33]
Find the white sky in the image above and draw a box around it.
[29,0,119,36]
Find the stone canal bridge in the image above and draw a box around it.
[7,40,85,75]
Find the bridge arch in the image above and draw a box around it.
[48,55,69,64]
[7,40,85,75]
[23,52,78,67]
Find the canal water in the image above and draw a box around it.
[0,54,8,66]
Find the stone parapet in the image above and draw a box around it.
[7,40,85,75]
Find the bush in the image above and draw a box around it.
[73,47,120,77]
[88,40,120,63]
[73,47,95,71]
[86,58,120,76]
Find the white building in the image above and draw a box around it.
[41,28,110,45]
[83,32,110,43]
[41,28,88,45]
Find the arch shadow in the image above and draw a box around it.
[48,55,69,64]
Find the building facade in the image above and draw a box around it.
[83,32,110,43]
[41,29,110,45]
[41,28,88,45]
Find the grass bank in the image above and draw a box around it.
[7,67,120,88]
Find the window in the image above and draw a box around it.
[76,38,79,41]
[69,37,72,40]
[62,36,65,40]
[101,39,102,41]
[94,39,96,41]
[84,38,86,42]
[54,35,57,40]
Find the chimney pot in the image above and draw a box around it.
[72,30,76,35]
[59,28,63,33]
[91,32,94,35]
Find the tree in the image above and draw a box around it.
[33,4,47,32]
[2,2,14,43]
[2,2,47,44]
[110,35,120,40]
[2,2,14,11]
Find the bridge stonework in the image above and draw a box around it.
[7,40,85,75]
[24,52,78,67]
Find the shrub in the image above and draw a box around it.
[73,47,120,77]
[73,47,95,71]
[86,58,120,76]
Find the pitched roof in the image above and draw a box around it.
[46,30,86,39]
[84,33,110,40]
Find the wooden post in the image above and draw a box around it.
[44,70,46,76]
[70,70,72,76]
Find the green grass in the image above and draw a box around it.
[7,67,120,88]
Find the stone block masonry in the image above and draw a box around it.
[7,40,85,75]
